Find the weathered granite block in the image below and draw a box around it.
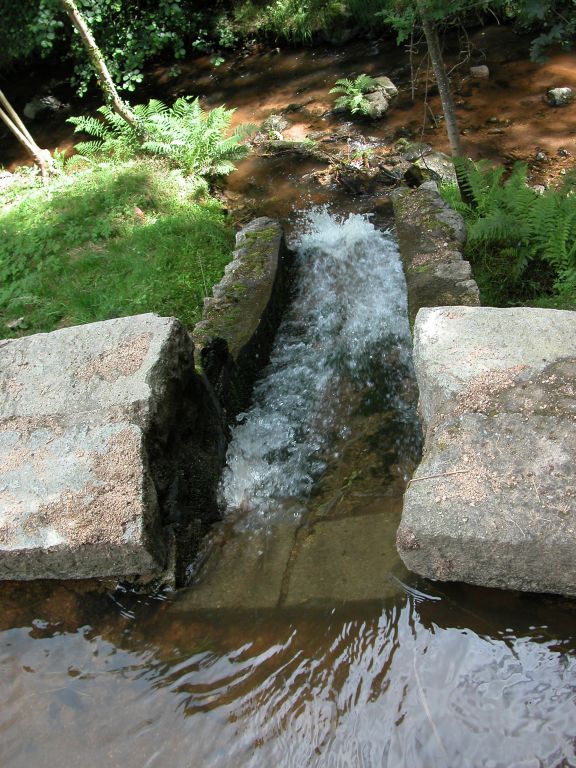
[393,182,479,325]
[0,313,223,581]
[397,306,576,597]
[194,217,294,420]
[0,417,163,579]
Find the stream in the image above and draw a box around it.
[1,207,575,767]
[2,31,576,768]
[222,208,417,527]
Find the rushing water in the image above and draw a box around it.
[222,208,418,527]
[2,210,575,767]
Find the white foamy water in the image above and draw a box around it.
[221,209,415,524]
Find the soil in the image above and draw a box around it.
[1,24,575,211]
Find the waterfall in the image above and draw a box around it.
[221,208,417,528]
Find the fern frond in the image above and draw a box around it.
[68,115,109,140]
[354,74,379,91]
[329,78,355,94]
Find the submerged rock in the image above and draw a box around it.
[397,306,576,598]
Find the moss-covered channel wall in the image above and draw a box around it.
[392,181,480,325]
[194,217,294,422]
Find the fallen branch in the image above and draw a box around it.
[408,469,470,486]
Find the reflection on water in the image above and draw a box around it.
[1,582,575,768]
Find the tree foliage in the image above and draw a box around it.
[1,0,574,97]
[0,0,229,94]
[381,0,575,60]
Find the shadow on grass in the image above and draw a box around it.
[0,162,235,338]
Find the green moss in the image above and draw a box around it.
[238,227,278,278]
[193,224,280,363]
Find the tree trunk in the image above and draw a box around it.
[0,90,54,178]
[59,0,138,128]
[415,0,473,205]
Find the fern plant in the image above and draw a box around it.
[330,74,379,117]
[68,97,255,184]
[141,98,256,177]
[441,160,576,306]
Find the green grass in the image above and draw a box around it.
[0,161,235,338]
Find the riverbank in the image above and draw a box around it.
[0,161,234,339]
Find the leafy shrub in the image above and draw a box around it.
[441,160,576,308]
[329,74,380,116]
[69,98,255,186]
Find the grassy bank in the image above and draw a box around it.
[0,161,235,338]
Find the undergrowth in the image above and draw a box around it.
[232,0,347,43]
[68,97,255,192]
[441,160,576,310]
[329,74,380,117]
[0,161,234,338]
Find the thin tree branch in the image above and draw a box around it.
[59,0,139,128]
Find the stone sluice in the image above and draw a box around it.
[1,185,575,599]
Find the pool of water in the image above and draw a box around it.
[2,581,575,768]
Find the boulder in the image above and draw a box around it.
[469,65,490,80]
[261,113,289,139]
[362,75,398,118]
[364,90,390,119]
[408,150,458,185]
[398,141,432,162]
[547,87,573,107]
[372,75,399,99]
[23,95,68,121]
[397,306,576,597]
[0,314,225,582]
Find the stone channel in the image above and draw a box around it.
[1,182,575,600]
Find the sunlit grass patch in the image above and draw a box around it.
[0,161,234,337]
